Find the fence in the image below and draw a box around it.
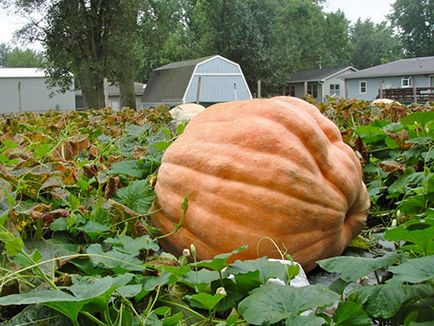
[379,87,434,103]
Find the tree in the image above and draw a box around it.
[389,0,433,57]
[4,47,43,67]
[110,0,141,108]
[322,10,352,67]
[8,0,141,109]
[350,19,403,69]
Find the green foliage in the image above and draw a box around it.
[238,284,338,325]
[389,0,434,57]
[1,101,434,324]
[350,19,403,69]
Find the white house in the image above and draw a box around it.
[0,68,75,114]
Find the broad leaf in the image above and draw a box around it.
[226,257,289,284]
[114,180,155,214]
[385,219,434,255]
[318,253,399,282]
[87,244,144,272]
[389,256,434,283]
[348,281,434,319]
[333,301,371,326]
[186,292,226,310]
[105,234,159,256]
[108,159,153,179]
[181,269,220,292]
[285,314,325,326]
[238,284,338,325]
[192,246,247,272]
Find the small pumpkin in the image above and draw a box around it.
[151,96,370,271]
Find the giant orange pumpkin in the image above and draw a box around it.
[151,96,370,271]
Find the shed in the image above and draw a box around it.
[142,55,252,107]
[286,66,357,102]
[0,68,75,114]
[344,56,434,102]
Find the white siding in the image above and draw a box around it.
[0,77,75,113]
[195,57,240,74]
[346,75,431,100]
[184,75,251,103]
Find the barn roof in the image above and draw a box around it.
[287,66,356,83]
[345,56,434,79]
[0,68,45,78]
[142,56,219,104]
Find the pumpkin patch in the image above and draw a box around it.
[152,96,370,271]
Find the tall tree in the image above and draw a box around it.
[9,0,140,109]
[322,10,352,67]
[110,0,141,108]
[350,19,402,69]
[389,0,433,57]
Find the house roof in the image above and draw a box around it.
[0,68,45,78]
[287,66,355,83]
[142,55,219,103]
[345,56,434,79]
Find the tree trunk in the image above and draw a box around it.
[119,77,136,109]
[79,66,106,109]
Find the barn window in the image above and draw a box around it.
[401,76,412,88]
[360,81,367,94]
[290,85,295,96]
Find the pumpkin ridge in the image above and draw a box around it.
[162,132,350,209]
[176,137,319,176]
[156,179,347,237]
[160,161,346,214]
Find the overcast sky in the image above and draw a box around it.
[0,0,395,48]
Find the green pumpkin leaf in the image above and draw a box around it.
[400,112,434,129]
[226,257,290,284]
[114,180,155,214]
[348,281,434,319]
[0,227,24,257]
[238,284,338,325]
[384,219,434,255]
[87,243,144,272]
[186,292,225,310]
[108,159,153,179]
[191,246,247,272]
[285,314,325,326]
[318,253,399,282]
[181,269,220,292]
[333,301,371,326]
[389,256,434,283]
[105,234,159,256]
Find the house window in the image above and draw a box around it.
[290,85,295,96]
[307,83,318,98]
[401,76,412,88]
[330,84,340,97]
[360,81,367,94]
